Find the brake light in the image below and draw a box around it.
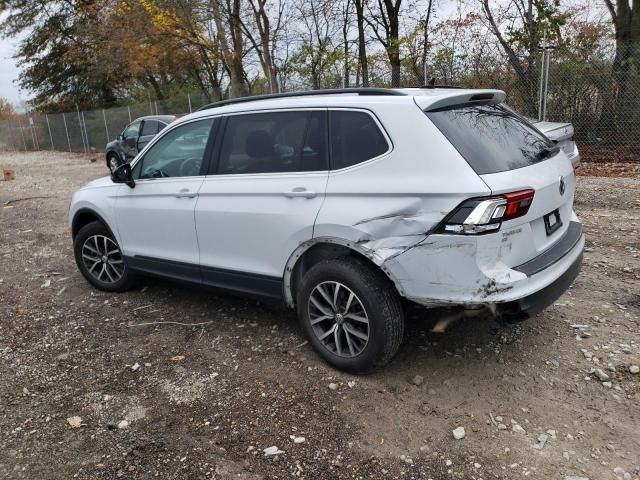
[502,189,534,220]
[438,189,535,235]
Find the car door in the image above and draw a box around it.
[121,120,142,161]
[114,117,217,282]
[195,109,329,299]
[137,119,159,152]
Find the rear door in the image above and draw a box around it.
[121,120,141,160]
[138,119,159,152]
[426,102,576,267]
[195,109,329,298]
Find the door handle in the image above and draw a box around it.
[284,187,316,199]
[175,188,197,198]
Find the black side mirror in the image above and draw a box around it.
[111,163,135,188]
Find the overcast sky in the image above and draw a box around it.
[0,34,25,107]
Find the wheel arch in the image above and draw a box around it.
[283,237,406,308]
[72,208,118,241]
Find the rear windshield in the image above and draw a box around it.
[426,103,555,175]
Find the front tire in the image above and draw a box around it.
[106,152,122,172]
[296,257,404,374]
[73,221,138,292]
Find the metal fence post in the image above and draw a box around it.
[17,118,27,151]
[102,109,110,141]
[538,54,545,120]
[81,111,90,153]
[542,48,551,121]
[29,117,39,150]
[127,105,132,123]
[188,93,192,113]
[154,101,158,115]
[62,113,72,152]
[76,107,87,153]
[45,114,54,150]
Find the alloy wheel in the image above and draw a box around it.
[81,235,124,284]
[308,281,370,358]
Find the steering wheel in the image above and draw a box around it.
[179,157,202,177]
[143,167,169,178]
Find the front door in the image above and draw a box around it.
[115,117,216,282]
[195,110,329,299]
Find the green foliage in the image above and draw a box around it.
[505,0,569,53]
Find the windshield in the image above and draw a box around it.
[426,103,557,175]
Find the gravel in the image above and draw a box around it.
[1,152,639,480]
[452,426,465,440]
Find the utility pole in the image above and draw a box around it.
[538,29,554,121]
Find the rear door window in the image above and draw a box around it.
[426,103,556,175]
[141,120,159,136]
[330,110,389,169]
[217,111,328,174]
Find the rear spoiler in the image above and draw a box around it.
[415,90,506,112]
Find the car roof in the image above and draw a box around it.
[174,87,506,125]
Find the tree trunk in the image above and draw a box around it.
[609,0,640,143]
[388,13,400,87]
[355,0,369,87]
[420,0,433,85]
[210,0,249,98]
[342,0,350,88]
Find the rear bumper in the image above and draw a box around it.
[385,215,584,313]
[496,249,582,321]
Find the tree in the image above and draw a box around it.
[366,0,403,86]
[354,0,369,86]
[0,98,15,119]
[292,0,342,89]
[480,0,568,115]
[603,0,640,138]
[210,0,250,97]
[240,0,286,93]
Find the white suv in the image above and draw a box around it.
[69,88,584,373]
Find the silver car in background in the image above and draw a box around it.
[533,121,581,170]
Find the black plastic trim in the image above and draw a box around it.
[124,255,284,302]
[201,265,283,300]
[498,251,582,321]
[125,255,201,284]
[514,221,583,276]
[72,208,117,240]
[197,88,406,111]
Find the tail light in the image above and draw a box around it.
[438,189,534,235]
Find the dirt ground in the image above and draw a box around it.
[0,151,639,480]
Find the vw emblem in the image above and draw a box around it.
[559,176,566,195]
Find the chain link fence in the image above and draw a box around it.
[1,53,638,164]
[0,92,211,155]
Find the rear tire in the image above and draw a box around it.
[74,221,138,292]
[296,257,404,374]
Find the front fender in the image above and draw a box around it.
[69,185,122,243]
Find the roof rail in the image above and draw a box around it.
[197,88,406,111]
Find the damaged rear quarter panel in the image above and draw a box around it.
[313,102,492,299]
